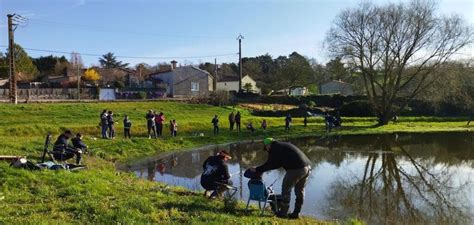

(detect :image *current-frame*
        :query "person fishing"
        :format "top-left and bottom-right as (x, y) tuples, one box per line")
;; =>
(200, 150), (232, 199)
(285, 114), (292, 132)
(72, 133), (88, 153)
(250, 138), (311, 219)
(53, 130), (83, 165)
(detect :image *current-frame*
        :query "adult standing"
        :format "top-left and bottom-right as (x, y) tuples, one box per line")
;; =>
(235, 111), (241, 132)
(100, 109), (109, 139)
(212, 115), (219, 135)
(251, 138), (311, 219)
(156, 112), (165, 137)
(228, 112), (235, 131)
(107, 111), (115, 139)
(146, 110), (157, 139)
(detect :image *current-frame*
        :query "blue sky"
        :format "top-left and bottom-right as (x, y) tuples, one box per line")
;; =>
(0, 0), (473, 67)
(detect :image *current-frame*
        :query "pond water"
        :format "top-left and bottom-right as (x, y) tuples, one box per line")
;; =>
(121, 132), (474, 224)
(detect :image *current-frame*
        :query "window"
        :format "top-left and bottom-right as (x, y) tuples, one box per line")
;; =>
(191, 82), (199, 91)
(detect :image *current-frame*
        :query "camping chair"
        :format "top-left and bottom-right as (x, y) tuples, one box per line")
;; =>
(246, 181), (277, 215)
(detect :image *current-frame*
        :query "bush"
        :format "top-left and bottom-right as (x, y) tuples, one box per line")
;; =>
(308, 100), (316, 107)
(137, 91), (147, 99)
(209, 90), (231, 106)
(339, 100), (376, 117)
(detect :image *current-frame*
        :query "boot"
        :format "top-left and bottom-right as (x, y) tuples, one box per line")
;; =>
(288, 204), (302, 219)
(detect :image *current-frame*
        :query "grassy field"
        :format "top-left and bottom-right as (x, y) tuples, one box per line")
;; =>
(0, 101), (471, 224)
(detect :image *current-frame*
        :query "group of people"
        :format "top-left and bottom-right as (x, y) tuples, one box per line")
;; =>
(211, 111), (296, 135)
(324, 112), (342, 133)
(52, 130), (88, 165)
(200, 138), (311, 219)
(100, 109), (133, 139)
(146, 110), (178, 139)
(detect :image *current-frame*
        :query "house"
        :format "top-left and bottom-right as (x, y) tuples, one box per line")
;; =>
(216, 75), (261, 94)
(47, 70), (81, 87)
(149, 62), (214, 97)
(273, 86), (308, 96)
(320, 80), (354, 96)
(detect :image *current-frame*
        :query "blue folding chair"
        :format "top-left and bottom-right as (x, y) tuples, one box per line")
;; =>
(246, 180), (276, 215)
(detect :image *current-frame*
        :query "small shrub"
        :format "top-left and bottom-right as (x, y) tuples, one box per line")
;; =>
(137, 91), (147, 99)
(209, 90), (231, 106)
(308, 100), (316, 107)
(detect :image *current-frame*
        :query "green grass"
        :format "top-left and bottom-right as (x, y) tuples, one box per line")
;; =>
(0, 101), (471, 224)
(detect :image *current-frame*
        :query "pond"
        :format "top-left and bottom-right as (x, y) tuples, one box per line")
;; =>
(121, 132), (474, 224)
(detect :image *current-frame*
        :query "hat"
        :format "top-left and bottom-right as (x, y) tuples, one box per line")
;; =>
(263, 137), (274, 145)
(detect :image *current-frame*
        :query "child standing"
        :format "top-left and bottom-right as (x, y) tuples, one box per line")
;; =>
(171, 120), (178, 137)
(123, 115), (132, 138)
(261, 119), (267, 131)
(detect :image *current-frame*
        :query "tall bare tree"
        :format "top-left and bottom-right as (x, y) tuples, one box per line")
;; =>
(326, 0), (472, 125)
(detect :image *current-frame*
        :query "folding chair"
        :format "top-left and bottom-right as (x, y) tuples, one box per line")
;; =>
(246, 181), (277, 215)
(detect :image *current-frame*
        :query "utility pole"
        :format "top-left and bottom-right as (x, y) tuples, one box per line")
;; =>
(77, 64), (80, 100)
(237, 34), (244, 92)
(7, 14), (26, 104)
(7, 14), (16, 104)
(214, 58), (217, 91)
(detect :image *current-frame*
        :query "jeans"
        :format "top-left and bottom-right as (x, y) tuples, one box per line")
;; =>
(101, 124), (108, 139)
(156, 123), (163, 136)
(213, 126), (219, 135)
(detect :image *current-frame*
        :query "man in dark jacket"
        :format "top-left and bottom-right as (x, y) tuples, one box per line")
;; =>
(72, 133), (88, 151)
(251, 138), (311, 219)
(107, 111), (115, 139)
(200, 150), (232, 198)
(228, 112), (235, 131)
(100, 109), (108, 139)
(53, 130), (83, 165)
(212, 115), (219, 135)
(235, 111), (241, 132)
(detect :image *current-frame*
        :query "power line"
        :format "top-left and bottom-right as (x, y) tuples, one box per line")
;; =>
(0, 45), (237, 60)
(27, 18), (235, 40)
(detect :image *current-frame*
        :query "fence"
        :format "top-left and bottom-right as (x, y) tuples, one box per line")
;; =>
(0, 88), (97, 100)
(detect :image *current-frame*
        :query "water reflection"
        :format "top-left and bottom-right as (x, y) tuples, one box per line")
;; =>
(121, 133), (473, 224)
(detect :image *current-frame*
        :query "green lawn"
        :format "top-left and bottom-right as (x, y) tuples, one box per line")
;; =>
(0, 102), (471, 224)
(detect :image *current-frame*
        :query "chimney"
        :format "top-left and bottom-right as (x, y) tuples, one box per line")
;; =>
(171, 60), (178, 70)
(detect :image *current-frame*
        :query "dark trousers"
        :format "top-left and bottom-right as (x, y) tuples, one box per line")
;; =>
(230, 122), (234, 130)
(148, 125), (157, 138)
(53, 148), (82, 165)
(108, 125), (115, 138)
(124, 128), (131, 138)
(213, 125), (219, 135)
(172, 130), (177, 137)
(236, 122), (241, 132)
(101, 124), (108, 139)
(157, 123), (163, 136)
(285, 122), (291, 131)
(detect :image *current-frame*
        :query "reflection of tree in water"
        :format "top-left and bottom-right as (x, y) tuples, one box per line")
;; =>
(323, 142), (472, 225)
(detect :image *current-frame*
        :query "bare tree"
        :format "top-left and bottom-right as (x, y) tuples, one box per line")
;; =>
(326, 0), (472, 125)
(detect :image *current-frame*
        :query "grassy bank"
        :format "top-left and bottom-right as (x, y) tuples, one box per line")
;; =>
(0, 102), (471, 224)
